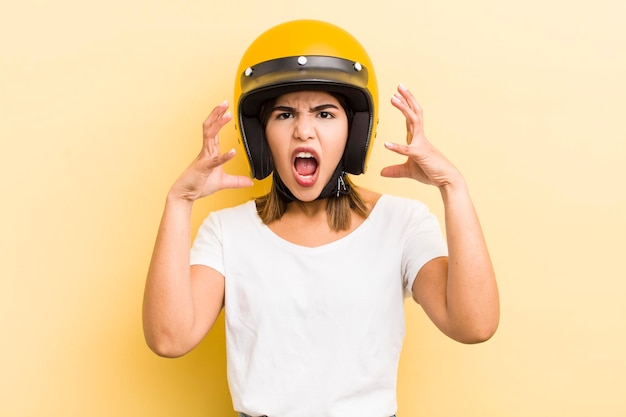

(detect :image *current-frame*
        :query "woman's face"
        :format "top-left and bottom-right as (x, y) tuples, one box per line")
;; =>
(265, 91), (349, 202)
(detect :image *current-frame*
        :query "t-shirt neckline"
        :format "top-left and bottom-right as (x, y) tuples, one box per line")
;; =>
(248, 194), (389, 252)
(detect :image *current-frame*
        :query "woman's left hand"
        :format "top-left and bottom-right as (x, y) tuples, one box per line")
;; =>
(381, 84), (461, 189)
(382, 85), (500, 344)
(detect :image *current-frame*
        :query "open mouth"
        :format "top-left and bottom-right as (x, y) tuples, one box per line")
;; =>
(294, 151), (318, 177)
(293, 151), (319, 187)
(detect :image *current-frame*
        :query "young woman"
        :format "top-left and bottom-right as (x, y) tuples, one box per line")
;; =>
(143, 20), (499, 417)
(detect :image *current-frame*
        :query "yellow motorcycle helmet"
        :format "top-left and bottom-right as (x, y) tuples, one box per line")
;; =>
(234, 19), (379, 180)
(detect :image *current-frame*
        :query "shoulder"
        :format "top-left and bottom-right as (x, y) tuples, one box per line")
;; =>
(206, 199), (256, 220)
(352, 188), (438, 235)
(373, 192), (432, 217)
(356, 186), (428, 206)
(198, 200), (259, 234)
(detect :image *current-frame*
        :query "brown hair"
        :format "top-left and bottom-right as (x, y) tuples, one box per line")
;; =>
(255, 92), (370, 231)
(256, 176), (369, 231)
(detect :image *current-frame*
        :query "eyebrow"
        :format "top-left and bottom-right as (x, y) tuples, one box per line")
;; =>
(271, 103), (340, 113)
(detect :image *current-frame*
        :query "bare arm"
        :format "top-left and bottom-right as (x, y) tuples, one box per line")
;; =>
(382, 84), (499, 343)
(142, 102), (253, 357)
(413, 179), (499, 343)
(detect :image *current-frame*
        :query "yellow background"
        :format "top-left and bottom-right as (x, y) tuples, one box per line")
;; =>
(2, 0), (625, 416)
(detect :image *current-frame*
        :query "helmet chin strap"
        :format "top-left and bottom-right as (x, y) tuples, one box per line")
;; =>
(273, 163), (350, 202)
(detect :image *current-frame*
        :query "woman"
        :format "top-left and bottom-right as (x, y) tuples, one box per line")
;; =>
(143, 19), (499, 417)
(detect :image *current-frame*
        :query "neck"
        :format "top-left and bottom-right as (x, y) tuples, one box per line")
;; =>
(286, 198), (329, 219)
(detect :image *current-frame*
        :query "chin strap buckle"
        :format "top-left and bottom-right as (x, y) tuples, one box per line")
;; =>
(336, 171), (350, 197)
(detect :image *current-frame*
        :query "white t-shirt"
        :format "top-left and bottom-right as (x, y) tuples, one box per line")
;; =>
(190, 194), (448, 417)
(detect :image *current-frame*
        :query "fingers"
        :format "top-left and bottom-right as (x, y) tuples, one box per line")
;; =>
(380, 163), (409, 179)
(381, 141), (416, 179)
(198, 147), (237, 173)
(222, 174), (254, 190)
(391, 84), (424, 143)
(397, 83), (423, 115)
(202, 101), (232, 155)
(384, 140), (413, 157)
(384, 142), (422, 166)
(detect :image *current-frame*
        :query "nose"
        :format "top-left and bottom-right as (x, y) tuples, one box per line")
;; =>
(293, 115), (315, 141)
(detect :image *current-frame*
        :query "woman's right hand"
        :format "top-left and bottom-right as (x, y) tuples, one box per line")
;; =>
(169, 101), (254, 201)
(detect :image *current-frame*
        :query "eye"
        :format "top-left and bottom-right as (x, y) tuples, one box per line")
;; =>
(318, 111), (335, 119)
(275, 112), (293, 120)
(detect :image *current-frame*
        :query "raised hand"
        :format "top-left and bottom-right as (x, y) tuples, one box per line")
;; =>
(169, 101), (254, 201)
(380, 84), (461, 189)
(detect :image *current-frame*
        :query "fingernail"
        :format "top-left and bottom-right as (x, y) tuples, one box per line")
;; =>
(384, 142), (393, 148)
(228, 148), (236, 155)
(398, 83), (407, 91)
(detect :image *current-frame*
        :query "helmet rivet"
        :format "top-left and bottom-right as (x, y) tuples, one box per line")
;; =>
(244, 67), (254, 76)
(297, 56), (308, 66)
(353, 62), (363, 72)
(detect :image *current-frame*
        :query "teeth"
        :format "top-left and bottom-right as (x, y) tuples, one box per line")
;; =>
(296, 152), (314, 159)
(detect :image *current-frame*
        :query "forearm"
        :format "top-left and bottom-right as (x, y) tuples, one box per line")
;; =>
(142, 194), (197, 355)
(439, 177), (499, 342)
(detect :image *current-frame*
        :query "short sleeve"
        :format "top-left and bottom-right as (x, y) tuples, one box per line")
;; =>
(401, 202), (448, 297)
(190, 212), (226, 276)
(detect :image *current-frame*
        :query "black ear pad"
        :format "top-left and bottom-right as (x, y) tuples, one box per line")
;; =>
(240, 115), (274, 180)
(343, 111), (372, 175)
